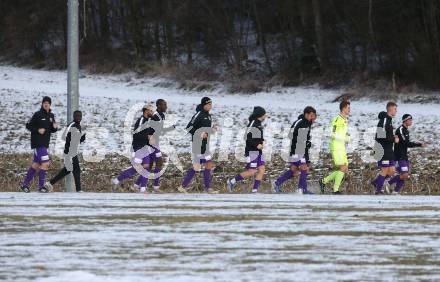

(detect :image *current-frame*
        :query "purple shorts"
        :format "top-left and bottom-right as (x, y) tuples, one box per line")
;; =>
(377, 160), (396, 168)
(192, 153), (213, 164)
(397, 160), (410, 174)
(132, 146), (155, 165)
(290, 155), (308, 168)
(142, 147), (162, 164)
(246, 153), (265, 170)
(33, 147), (50, 164)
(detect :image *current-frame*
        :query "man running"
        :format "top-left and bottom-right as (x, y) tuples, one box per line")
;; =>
(112, 104), (154, 193)
(371, 101), (399, 195)
(386, 114), (424, 194)
(140, 99), (175, 193)
(319, 101), (350, 195)
(178, 97), (218, 194)
(273, 106), (317, 194)
(20, 96), (59, 193)
(45, 110), (86, 192)
(227, 106), (268, 194)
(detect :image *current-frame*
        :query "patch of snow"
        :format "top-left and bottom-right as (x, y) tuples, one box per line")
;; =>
(1, 193), (440, 281)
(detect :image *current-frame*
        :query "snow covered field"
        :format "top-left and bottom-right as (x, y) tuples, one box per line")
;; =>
(1, 65), (439, 166)
(1, 193), (440, 281)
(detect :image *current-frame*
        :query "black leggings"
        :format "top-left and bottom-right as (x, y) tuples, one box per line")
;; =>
(50, 155), (81, 191)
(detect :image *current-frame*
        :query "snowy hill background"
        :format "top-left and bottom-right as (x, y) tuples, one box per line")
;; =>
(1, 65), (439, 164)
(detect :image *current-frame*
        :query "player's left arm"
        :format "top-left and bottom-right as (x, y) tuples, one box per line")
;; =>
(398, 127), (421, 147)
(407, 136), (423, 148)
(50, 114), (59, 133)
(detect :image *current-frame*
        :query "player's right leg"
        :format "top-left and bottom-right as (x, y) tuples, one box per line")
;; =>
(21, 161), (40, 193)
(372, 161), (394, 194)
(134, 155), (152, 193)
(178, 158), (202, 193)
(227, 169), (257, 192)
(112, 166), (137, 189)
(331, 164), (348, 195)
(321, 150), (347, 194)
(112, 149), (147, 192)
(252, 164), (265, 193)
(35, 147), (51, 193)
(46, 167), (69, 191)
(388, 160), (408, 194)
(273, 158), (299, 193)
(227, 154), (262, 192)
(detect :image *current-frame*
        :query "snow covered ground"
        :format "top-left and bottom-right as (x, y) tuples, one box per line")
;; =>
(1, 193), (440, 281)
(1, 65), (439, 166)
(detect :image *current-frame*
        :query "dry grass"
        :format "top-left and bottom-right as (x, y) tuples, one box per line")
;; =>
(1, 152), (439, 194)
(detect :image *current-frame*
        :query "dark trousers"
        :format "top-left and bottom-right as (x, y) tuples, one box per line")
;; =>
(50, 155), (81, 191)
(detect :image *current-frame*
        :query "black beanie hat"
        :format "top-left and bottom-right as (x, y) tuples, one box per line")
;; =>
(402, 114), (413, 122)
(252, 106), (266, 119)
(42, 96), (52, 105)
(201, 97), (212, 106)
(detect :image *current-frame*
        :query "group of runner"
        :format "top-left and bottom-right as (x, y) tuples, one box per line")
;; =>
(20, 96), (424, 195)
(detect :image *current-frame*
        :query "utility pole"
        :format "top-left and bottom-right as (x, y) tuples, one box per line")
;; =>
(66, 0), (79, 192)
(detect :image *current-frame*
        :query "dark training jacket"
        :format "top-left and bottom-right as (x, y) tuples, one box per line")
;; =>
(186, 105), (212, 154)
(289, 114), (312, 162)
(150, 110), (175, 141)
(245, 118), (264, 157)
(150, 111), (165, 136)
(26, 108), (58, 149)
(394, 125), (422, 160)
(64, 121), (86, 155)
(132, 116), (153, 151)
(374, 111), (395, 161)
